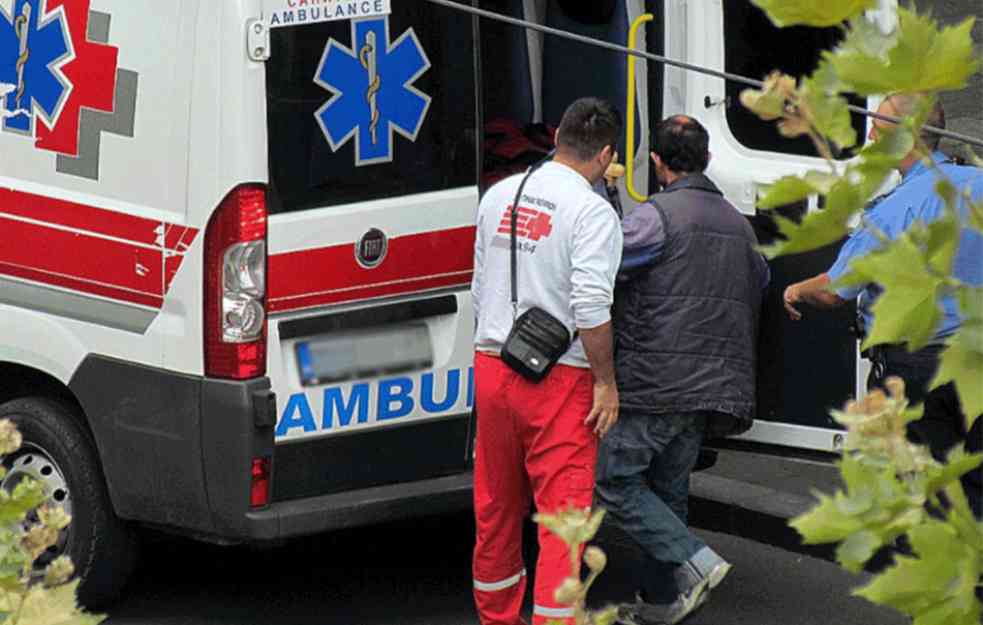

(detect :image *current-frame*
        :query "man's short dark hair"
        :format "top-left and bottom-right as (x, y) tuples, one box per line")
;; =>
(652, 115), (710, 174)
(556, 98), (622, 162)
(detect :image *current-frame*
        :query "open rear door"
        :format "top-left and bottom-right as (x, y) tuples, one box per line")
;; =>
(677, 0), (875, 452)
(263, 3), (480, 501)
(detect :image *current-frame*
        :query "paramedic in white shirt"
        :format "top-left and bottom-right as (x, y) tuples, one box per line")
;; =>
(470, 97), (623, 625)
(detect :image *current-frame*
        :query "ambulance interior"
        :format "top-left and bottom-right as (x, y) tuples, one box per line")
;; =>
(478, 0), (659, 197)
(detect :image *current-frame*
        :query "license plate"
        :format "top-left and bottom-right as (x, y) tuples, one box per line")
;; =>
(296, 323), (433, 386)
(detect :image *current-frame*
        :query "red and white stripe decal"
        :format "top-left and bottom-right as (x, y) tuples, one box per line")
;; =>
(268, 226), (475, 313)
(0, 188), (197, 309)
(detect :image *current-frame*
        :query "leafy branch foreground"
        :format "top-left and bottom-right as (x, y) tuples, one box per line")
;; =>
(0, 420), (102, 625)
(792, 379), (982, 624)
(738, 1), (983, 625)
(535, 508), (618, 625)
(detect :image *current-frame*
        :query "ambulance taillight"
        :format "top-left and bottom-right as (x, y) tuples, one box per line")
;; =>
(203, 185), (268, 379)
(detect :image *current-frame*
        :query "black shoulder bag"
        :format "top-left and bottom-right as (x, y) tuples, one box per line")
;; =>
(500, 162), (576, 382)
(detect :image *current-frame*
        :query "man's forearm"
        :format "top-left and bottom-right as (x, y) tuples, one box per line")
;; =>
(579, 321), (616, 385)
(789, 273), (847, 309)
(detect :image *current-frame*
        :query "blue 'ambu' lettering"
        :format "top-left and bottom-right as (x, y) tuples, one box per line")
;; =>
(323, 383), (369, 429)
(378, 377), (414, 420)
(421, 370), (460, 413)
(276, 393), (316, 436)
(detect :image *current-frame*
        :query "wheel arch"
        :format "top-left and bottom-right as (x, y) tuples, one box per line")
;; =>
(0, 362), (88, 430)
(0, 362), (117, 512)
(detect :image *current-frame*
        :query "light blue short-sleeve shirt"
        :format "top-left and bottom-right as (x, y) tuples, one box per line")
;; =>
(827, 152), (983, 340)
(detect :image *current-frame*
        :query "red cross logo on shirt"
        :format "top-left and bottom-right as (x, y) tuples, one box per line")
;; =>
(498, 206), (554, 242)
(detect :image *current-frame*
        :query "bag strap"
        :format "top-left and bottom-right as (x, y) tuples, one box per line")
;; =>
(509, 152), (553, 320)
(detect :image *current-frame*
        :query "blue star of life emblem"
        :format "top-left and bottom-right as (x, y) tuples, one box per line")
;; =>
(314, 16), (431, 167)
(0, 0), (73, 135)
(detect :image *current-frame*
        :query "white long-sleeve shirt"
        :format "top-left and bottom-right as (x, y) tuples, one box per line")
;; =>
(471, 162), (623, 368)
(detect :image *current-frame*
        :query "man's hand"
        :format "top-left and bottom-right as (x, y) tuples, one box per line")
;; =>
(579, 321), (619, 438)
(585, 381), (619, 438)
(783, 284), (803, 321)
(783, 274), (846, 320)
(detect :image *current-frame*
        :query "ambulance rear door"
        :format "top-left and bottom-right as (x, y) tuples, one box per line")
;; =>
(262, 2), (479, 502)
(674, 0), (879, 453)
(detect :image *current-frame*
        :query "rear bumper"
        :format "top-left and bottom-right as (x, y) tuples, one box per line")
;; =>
(244, 472), (474, 540)
(70, 355), (472, 542)
(70, 356), (277, 536)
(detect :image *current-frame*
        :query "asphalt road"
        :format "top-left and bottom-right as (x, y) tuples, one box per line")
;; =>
(102, 508), (905, 625)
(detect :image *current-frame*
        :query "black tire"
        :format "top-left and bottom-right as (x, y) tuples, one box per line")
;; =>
(0, 397), (138, 608)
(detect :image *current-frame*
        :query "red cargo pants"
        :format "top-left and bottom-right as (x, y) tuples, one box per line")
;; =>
(472, 352), (598, 625)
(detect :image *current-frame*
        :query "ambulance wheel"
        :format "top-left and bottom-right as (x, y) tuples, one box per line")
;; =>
(0, 397), (138, 608)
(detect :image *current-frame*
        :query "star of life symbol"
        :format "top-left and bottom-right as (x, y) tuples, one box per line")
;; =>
(0, 0), (74, 135)
(314, 16), (431, 167)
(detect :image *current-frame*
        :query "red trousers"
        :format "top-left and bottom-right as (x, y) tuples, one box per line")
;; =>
(472, 352), (597, 625)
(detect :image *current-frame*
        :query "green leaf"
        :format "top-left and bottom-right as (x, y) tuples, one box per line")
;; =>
(940, 143), (983, 227)
(800, 70), (856, 150)
(918, 214), (960, 276)
(760, 179), (862, 258)
(968, 198), (983, 233)
(791, 456), (891, 544)
(836, 530), (882, 573)
(757, 176), (822, 211)
(749, 0), (876, 27)
(791, 492), (866, 544)
(854, 520), (982, 625)
(931, 288), (983, 424)
(592, 606), (621, 625)
(577, 508), (606, 543)
(758, 125), (909, 259)
(831, 9), (980, 95)
(859, 119), (916, 170)
(0, 478), (47, 524)
(940, 480), (983, 548)
(14, 581), (106, 625)
(835, 229), (948, 351)
(920, 448), (983, 498)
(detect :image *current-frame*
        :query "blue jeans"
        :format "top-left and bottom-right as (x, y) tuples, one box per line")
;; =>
(595, 411), (709, 599)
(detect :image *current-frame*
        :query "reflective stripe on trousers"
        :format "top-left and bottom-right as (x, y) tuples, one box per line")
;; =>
(474, 569), (526, 593)
(533, 605), (576, 618)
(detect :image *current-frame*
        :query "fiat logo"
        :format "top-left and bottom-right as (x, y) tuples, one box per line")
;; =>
(355, 228), (388, 268)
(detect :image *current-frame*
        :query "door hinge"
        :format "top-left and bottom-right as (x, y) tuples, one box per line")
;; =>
(247, 18), (270, 62)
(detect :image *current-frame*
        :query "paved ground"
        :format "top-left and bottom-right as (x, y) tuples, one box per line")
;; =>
(101, 450), (905, 625)
(102, 518), (905, 625)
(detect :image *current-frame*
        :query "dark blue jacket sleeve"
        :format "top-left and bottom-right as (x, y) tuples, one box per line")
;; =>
(620, 202), (667, 275)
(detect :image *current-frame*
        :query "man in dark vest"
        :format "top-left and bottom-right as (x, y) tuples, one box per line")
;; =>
(596, 116), (769, 625)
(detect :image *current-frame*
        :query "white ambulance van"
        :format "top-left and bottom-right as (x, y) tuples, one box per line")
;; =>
(0, 0), (876, 605)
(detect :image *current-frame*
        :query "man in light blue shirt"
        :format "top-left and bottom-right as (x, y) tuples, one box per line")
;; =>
(783, 94), (982, 516)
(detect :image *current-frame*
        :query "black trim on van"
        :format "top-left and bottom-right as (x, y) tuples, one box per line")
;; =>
(277, 295), (458, 340)
(272, 414), (471, 501)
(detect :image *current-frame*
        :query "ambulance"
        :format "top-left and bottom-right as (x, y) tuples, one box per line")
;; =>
(0, 0), (880, 605)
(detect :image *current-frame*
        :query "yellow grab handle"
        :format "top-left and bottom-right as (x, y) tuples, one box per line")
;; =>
(626, 13), (654, 203)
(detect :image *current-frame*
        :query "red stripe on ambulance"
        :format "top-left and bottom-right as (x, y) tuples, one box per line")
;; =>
(268, 226), (476, 313)
(0, 188), (165, 246)
(0, 191), (198, 310)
